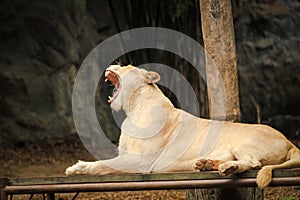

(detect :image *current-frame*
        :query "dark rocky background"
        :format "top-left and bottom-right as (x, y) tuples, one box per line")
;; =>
(0, 0), (299, 145)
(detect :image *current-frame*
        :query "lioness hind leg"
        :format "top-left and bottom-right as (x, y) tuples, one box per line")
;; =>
(193, 159), (225, 171)
(218, 159), (262, 176)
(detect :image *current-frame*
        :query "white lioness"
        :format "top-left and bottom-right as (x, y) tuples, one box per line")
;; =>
(66, 64), (300, 189)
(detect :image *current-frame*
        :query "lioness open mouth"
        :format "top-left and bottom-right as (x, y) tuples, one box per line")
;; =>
(105, 70), (121, 104)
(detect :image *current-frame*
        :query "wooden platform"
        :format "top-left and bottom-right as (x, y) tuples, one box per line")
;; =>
(1, 169), (300, 199)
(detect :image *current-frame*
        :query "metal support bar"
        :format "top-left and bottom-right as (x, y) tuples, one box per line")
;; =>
(71, 192), (79, 200)
(46, 193), (55, 200)
(0, 178), (8, 200)
(29, 194), (34, 200)
(3, 177), (300, 195)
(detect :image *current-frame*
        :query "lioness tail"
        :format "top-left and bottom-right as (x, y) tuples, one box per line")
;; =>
(256, 146), (300, 189)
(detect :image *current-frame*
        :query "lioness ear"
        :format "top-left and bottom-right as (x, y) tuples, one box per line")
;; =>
(144, 71), (160, 84)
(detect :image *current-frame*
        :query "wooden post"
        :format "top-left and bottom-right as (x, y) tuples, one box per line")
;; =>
(187, 0), (263, 199)
(200, 0), (240, 122)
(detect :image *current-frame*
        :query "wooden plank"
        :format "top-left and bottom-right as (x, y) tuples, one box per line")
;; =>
(8, 171), (242, 186)
(7, 168), (300, 186)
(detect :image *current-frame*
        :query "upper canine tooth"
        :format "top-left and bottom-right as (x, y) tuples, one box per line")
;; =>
(105, 78), (108, 82)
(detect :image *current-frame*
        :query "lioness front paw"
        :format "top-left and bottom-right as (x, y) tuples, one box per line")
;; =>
(65, 160), (89, 176)
(65, 166), (75, 176)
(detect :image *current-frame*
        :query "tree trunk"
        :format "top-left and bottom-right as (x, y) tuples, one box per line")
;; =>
(201, 0), (240, 122)
(187, 0), (263, 199)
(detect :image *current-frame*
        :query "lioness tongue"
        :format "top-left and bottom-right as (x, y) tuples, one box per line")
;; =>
(105, 71), (118, 85)
(105, 71), (120, 103)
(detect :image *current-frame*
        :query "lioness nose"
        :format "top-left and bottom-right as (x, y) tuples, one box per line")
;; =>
(107, 65), (121, 71)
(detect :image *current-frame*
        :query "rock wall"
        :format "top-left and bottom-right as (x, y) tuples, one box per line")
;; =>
(0, 0), (299, 144)
(0, 0), (119, 144)
(233, 0), (300, 138)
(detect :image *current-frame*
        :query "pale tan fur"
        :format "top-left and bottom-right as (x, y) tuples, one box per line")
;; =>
(66, 65), (300, 189)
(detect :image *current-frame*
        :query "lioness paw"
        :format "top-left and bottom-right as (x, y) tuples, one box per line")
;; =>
(218, 162), (239, 176)
(65, 166), (75, 176)
(65, 160), (89, 176)
(193, 159), (214, 171)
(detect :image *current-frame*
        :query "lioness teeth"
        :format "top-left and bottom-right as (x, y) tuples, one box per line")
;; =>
(105, 78), (108, 82)
(108, 96), (112, 103)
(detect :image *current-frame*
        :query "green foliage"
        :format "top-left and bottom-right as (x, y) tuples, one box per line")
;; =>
(280, 197), (295, 200)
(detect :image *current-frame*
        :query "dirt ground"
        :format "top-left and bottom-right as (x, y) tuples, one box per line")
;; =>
(1, 135), (299, 200)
